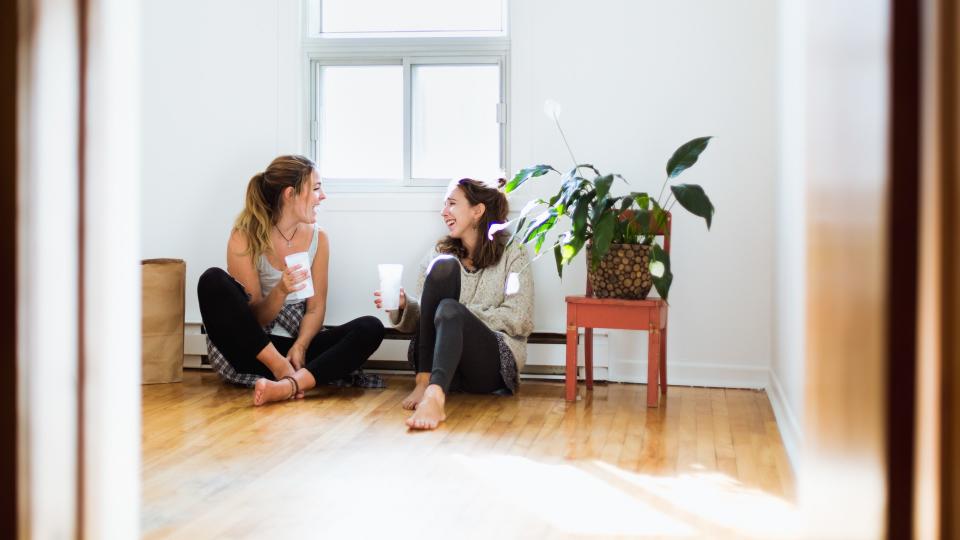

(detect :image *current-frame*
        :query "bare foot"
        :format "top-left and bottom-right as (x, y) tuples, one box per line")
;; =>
(402, 373), (431, 410)
(253, 377), (296, 406)
(402, 382), (429, 410)
(406, 385), (446, 430)
(270, 366), (303, 399)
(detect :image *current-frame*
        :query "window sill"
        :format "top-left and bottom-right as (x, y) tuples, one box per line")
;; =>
(322, 182), (448, 194)
(318, 190), (531, 214)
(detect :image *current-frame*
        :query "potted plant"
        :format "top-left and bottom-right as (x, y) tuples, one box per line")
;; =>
(501, 102), (715, 300)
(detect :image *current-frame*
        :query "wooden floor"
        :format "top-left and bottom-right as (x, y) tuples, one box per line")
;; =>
(142, 371), (798, 539)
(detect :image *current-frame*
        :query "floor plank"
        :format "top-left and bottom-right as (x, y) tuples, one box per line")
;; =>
(143, 371), (800, 539)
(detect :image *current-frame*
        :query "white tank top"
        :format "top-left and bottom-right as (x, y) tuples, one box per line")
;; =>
(256, 226), (319, 336)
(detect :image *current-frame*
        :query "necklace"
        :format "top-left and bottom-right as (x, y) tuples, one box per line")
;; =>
(275, 224), (297, 248)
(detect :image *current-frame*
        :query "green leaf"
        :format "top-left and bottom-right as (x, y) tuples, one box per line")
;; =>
(571, 190), (595, 236)
(519, 198), (546, 218)
(561, 235), (586, 264)
(669, 183), (715, 229)
(633, 192), (650, 210)
(523, 208), (559, 243)
(652, 206), (669, 232)
(629, 209), (651, 236)
(554, 244), (563, 278)
(603, 196), (619, 213)
(650, 244), (673, 299)
(534, 232), (547, 255)
(568, 164), (600, 178)
(591, 212), (616, 267)
(507, 216), (527, 246)
(506, 164), (556, 193)
(594, 174), (615, 202)
(666, 136), (712, 178)
(531, 238), (560, 263)
(558, 176), (587, 210)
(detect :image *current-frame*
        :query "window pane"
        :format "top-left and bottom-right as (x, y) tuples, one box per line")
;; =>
(322, 0), (502, 34)
(320, 66), (402, 180)
(411, 64), (500, 180)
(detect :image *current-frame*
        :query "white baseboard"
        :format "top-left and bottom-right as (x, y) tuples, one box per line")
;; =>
(611, 360), (768, 389)
(766, 371), (802, 473)
(184, 322), (769, 392)
(369, 332), (610, 380)
(184, 322), (206, 353)
(184, 354), (207, 369)
(368, 338), (407, 362)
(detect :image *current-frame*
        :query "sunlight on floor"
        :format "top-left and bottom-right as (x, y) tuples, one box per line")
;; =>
(156, 450), (799, 539)
(454, 454), (800, 539)
(456, 454), (698, 537)
(143, 375), (797, 539)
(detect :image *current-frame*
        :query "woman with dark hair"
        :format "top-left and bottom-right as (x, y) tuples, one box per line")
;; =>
(374, 178), (535, 430)
(199, 155), (385, 406)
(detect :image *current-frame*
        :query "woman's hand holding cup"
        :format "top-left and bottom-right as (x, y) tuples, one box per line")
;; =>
(282, 252), (315, 300)
(376, 263), (404, 311)
(280, 263), (309, 295)
(374, 288), (406, 312)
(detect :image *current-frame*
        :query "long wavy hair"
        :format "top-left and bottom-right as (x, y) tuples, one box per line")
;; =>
(435, 178), (510, 270)
(234, 155), (316, 260)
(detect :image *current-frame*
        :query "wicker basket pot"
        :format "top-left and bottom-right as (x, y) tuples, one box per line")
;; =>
(587, 243), (653, 300)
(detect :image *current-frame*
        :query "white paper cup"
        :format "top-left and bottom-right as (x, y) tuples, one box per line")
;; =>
(284, 252), (314, 300)
(378, 264), (403, 311)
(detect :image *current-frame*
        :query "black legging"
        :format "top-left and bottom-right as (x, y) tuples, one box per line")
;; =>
(197, 267), (384, 383)
(416, 257), (504, 393)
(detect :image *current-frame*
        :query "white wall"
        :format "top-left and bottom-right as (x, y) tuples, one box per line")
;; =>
(140, 0), (294, 318)
(769, 0), (806, 469)
(141, 0), (779, 387)
(509, 0), (778, 386)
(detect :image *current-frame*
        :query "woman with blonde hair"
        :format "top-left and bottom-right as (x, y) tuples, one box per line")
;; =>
(199, 155), (384, 405)
(375, 178), (534, 429)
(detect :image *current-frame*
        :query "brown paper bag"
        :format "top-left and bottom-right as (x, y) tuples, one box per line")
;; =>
(141, 258), (185, 384)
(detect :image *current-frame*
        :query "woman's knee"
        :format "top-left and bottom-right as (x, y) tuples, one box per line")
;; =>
(356, 315), (385, 343)
(425, 255), (459, 284)
(197, 267), (231, 302)
(434, 298), (466, 326)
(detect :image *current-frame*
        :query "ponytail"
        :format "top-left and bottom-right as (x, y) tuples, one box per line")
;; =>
(234, 173), (274, 259)
(233, 155), (316, 260)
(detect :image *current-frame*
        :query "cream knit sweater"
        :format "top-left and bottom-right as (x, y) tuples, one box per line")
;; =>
(389, 245), (535, 372)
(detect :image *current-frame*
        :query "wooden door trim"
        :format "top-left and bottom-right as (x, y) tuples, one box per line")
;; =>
(887, 0), (923, 536)
(939, 0), (959, 534)
(0, 0), (18, 535)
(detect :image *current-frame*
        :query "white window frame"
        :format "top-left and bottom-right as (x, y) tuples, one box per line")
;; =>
(302, 0), (510, 192)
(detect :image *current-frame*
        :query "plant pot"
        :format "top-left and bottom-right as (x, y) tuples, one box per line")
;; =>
(587, 243), (653, 300)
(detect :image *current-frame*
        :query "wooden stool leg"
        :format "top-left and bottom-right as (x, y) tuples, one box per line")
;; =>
(647, 325), (660, 407)
(565, 324), (578, 401)
(660, 324), (668, 395)
(585, 327), (594, 390)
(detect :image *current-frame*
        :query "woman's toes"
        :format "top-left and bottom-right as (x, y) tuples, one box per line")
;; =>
(253, 379), (267, 406)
